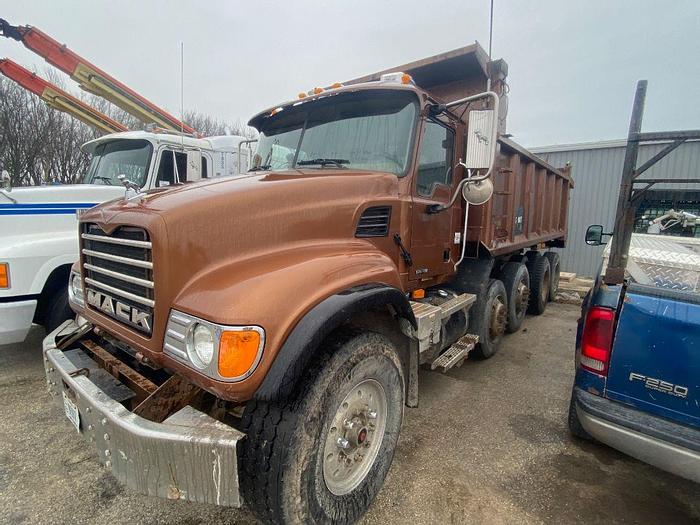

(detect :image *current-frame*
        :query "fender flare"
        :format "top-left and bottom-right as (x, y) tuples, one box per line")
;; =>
(253, 283), (416, 401)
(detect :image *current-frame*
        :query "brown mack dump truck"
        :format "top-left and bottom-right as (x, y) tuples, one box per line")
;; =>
(43, 43), (572, 524)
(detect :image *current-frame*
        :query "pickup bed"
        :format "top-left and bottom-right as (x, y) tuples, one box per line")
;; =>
(569, 233), (700, 482)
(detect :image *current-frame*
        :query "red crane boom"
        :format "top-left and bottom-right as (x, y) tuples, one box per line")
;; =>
(0, 58), (128, 134)
(0, 19), (194, 134)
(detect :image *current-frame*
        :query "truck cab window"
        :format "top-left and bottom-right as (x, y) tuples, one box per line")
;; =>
(83, 139), (152, 187)
(156, 150), (188, 186)
(416, 120), (454, 197)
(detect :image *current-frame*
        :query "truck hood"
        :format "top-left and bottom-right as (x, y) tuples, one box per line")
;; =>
(82, 170), (399, 255)
(0, 184), (125, 208)
(77, 169), (400, 357)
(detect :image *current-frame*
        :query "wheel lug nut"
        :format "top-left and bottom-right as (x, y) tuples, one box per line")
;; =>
(336, 437), (350, 450)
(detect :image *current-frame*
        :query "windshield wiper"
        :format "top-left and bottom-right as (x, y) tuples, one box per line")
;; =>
(92, 176), (113, 185)
(297, 158), (349, 168)
(248, 164), (271, 172)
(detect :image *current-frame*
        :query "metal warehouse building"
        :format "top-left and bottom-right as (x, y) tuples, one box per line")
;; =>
(531, 140), (700, 278)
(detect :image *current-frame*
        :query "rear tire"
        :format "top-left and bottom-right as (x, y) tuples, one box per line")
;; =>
(44, 287), (73, 333)
(499, 262), (530, 333)
(239, 329), (404, 524)
(544, 252), (561, 301)
(567, 392), (593, 441)
(527, 255), (550, 315)
(472, 279), (508, 359)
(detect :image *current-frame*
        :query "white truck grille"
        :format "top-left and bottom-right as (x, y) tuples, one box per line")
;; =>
(81, 224), (154, 335)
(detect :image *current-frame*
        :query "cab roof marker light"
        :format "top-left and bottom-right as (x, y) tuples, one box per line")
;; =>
(379, 72), (414, 85)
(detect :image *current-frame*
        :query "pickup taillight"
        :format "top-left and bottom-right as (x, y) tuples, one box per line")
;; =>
(580, 307), (616, 376)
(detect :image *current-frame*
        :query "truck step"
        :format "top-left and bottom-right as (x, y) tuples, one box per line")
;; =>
(430, 334), (479, 372)
(437, 293), (476, 318)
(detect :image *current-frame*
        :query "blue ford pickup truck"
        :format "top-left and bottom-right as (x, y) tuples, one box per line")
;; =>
(568, 231), (700, 482)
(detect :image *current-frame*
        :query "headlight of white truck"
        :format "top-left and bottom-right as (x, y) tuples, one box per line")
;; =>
(68, 270), (85, 307)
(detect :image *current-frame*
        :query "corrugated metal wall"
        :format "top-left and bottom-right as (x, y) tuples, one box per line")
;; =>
(532, 140), (700, 277)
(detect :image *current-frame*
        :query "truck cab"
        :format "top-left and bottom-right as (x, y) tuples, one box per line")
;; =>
(0, 131), (251, 345)
(41, 45), (572, 524)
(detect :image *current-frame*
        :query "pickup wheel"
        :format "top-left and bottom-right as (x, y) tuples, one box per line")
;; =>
(567, 392), (593, 441)
(239, 329), (404, 525)
(44, 287), (73, 333)
(527, 255), (550, 315)
(499, 262), (530, 333)
(472, 279), (508, 359)
(544, 252), (561, 301)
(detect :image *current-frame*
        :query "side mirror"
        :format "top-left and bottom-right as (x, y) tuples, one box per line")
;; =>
(464, 109), (496, 169)
(585, 224), (606, 246)
(0, 170), (11, 191)
(461, 174), (494, 206)
(186, 150), (202, 181)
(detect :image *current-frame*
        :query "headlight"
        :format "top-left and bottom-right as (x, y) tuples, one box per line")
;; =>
(188, 323), (214, 369)
(164, 310), (265, 382)
(68, 270), (84, 307)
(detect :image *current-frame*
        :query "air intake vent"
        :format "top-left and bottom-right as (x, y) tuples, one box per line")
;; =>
(355, 206), (392, 238)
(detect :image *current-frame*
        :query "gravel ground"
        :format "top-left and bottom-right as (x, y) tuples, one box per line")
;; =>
(1, 303), (698, 524)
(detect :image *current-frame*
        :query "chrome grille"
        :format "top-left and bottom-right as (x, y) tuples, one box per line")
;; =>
(81, 224), (154, 335)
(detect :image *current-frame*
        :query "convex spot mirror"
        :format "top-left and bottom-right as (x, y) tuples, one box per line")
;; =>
(585, 224), (607, 246)
(461, 176), (494, 206)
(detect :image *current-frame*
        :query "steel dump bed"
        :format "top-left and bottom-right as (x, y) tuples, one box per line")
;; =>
(349, 43), (573, 256)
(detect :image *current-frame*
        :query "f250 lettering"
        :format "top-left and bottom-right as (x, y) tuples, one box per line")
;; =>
(86, 289), (151, 331)
(629, 372), (689, 398)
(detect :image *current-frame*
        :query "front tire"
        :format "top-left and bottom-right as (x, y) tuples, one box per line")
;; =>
(44, 287), (73, 333)
(239, 329), (405, 524)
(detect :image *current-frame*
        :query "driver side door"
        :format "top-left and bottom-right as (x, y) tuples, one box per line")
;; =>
(409, 119), (457, 281)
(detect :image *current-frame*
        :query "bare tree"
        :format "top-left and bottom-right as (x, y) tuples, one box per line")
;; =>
(0, 70), (256, 187)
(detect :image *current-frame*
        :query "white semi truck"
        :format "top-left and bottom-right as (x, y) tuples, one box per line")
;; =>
(0, 131), (251, 344)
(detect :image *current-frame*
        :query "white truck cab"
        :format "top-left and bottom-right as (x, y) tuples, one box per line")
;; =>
(0, 130), (253, 345)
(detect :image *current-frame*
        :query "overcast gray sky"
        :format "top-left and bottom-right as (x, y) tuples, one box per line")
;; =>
(1, 0), (698, 146)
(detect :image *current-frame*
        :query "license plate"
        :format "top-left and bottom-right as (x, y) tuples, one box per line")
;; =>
(62, 391), (81, 432)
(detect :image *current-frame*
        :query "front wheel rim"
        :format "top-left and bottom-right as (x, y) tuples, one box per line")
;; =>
(322, 378), (388, 496)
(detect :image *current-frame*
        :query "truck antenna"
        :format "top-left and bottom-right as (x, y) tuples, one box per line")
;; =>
(180, 41), (184, 149)
(487, 0), (494, 91)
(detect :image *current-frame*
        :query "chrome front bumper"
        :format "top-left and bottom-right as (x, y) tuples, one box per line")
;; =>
(43, 320), (244, 507)
(574, 388), (700, 483)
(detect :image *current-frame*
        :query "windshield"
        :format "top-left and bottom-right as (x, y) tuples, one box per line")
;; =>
(83, 139), (153, 187)
(251, 91), (418, 175)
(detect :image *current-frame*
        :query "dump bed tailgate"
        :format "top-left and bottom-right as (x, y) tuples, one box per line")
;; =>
(606, 284), (700, 428)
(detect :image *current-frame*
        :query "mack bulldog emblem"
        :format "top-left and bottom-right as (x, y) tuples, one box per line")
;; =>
(86, 289), (151, 332)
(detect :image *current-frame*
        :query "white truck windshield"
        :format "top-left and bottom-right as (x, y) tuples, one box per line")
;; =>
(251, 91), (418, 176)
(83, 139), (153, 186)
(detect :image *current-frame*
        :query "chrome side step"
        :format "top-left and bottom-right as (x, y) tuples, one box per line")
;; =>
(431, 333), (479, 372)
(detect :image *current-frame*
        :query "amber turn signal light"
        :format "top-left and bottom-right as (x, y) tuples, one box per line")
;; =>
(218, 330), (262, 378)
(411, 288), (425, 299)
(0, 263), (9, 289)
